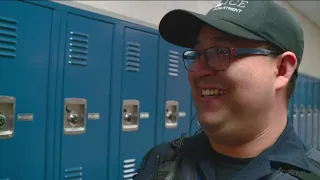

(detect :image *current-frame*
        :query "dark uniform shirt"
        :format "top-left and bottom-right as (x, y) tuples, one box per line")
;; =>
(133, 120), (319, 180)
(195, 121), (313, 180)
(214, 150), (253, 180)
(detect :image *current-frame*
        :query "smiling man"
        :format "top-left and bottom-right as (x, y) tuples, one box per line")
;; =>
(133, 1), (320, 180)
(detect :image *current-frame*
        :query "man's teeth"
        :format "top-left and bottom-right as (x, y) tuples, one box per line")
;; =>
(202, 89), (227, 96)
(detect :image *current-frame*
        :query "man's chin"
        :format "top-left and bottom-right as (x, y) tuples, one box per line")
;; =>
(198, 115), (226, 130)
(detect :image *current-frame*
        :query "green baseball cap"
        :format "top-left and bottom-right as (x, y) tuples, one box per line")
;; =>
(159, 0), (304, 68)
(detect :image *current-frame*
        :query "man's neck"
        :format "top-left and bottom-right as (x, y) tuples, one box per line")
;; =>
(208, 108), (288, 159)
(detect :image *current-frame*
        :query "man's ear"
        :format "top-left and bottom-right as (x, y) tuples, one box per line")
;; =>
(274, 52), (297, 91)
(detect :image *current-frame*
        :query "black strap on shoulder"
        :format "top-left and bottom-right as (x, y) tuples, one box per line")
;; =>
(132, 133), (189, 180)
(277, 167), (320, 180)
(133, 144), (178, 180)
(133, 132), (206, 180)
(264, 166), (320, 180)
(269, 148), (320, 180)
(305, 148), (320, 176)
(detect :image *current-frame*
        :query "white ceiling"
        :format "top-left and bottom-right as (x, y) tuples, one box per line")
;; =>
(288, 1), (320, 28)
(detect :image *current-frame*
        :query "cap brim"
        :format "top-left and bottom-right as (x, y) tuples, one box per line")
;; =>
(159, 9), (266, 48)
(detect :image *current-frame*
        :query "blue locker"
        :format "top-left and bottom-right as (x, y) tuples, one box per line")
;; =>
(298, 75), (307, 142)
(117, 26), (159, 180)
(312, 77), (319, 149)
(159, 38), (191, 142)
(317, 78), (320, 150)
(56, 13), (114, 179)
(306, 75), (313, 146)
(0, 1), (55, 179)
(288, 95), (295, 128)
(293, 76), (300, 135)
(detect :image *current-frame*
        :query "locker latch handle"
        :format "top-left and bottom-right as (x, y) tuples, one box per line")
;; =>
(0, 96), (15, 139)
(165, 101), (179, 128)
(122, 100), (140, 132)
(63, 98), (87, 135)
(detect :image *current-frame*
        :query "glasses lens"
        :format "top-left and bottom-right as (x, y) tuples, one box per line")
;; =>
(205, 47), (230, 70)
(183, 50), (198, 71)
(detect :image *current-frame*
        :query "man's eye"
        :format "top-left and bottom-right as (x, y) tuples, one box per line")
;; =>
(217, 49), (229, 55)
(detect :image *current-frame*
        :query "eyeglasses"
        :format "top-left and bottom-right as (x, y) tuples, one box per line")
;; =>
(182, 46), (281, 72)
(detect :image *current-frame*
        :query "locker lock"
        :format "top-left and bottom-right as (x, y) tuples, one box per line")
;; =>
(0, 113), (5, 128)
(124, 109), (133, 122)
(166, 110), (175, 121)
(66, 107), (79, 125)
(307, 105), (312, 115)
(300, 105), (305, 115)
(69, 112), (79, 124)
(293, 105), (297, 115)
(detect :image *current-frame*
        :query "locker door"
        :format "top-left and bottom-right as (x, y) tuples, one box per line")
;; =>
(119, 27), (158, 180)
(0, 1), (53, 179)
(160, 39), (191, 142)
(59, 14), (113, 180)
(318, 79), (320, 150)
(298, 75), (307, 142)
(293, 76), (300, 136)
(289, 96), (297, 132)
(306, 76), (313, 146)
(312, 77), (319, 149)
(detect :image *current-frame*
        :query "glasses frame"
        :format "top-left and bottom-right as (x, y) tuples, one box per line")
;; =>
(182, 46), (282, 72)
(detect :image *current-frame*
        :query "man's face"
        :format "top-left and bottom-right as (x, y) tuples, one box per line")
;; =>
(189, 26), (281, 143)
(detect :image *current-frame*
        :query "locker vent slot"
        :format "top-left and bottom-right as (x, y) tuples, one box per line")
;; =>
(64, 166), (83, 179)
(126, 42), (140, 72)
(0, 16), (18, 58)
(68, 31), (89, 66)
(123, 158), (136, 180)
(168, 50), (179, 77)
